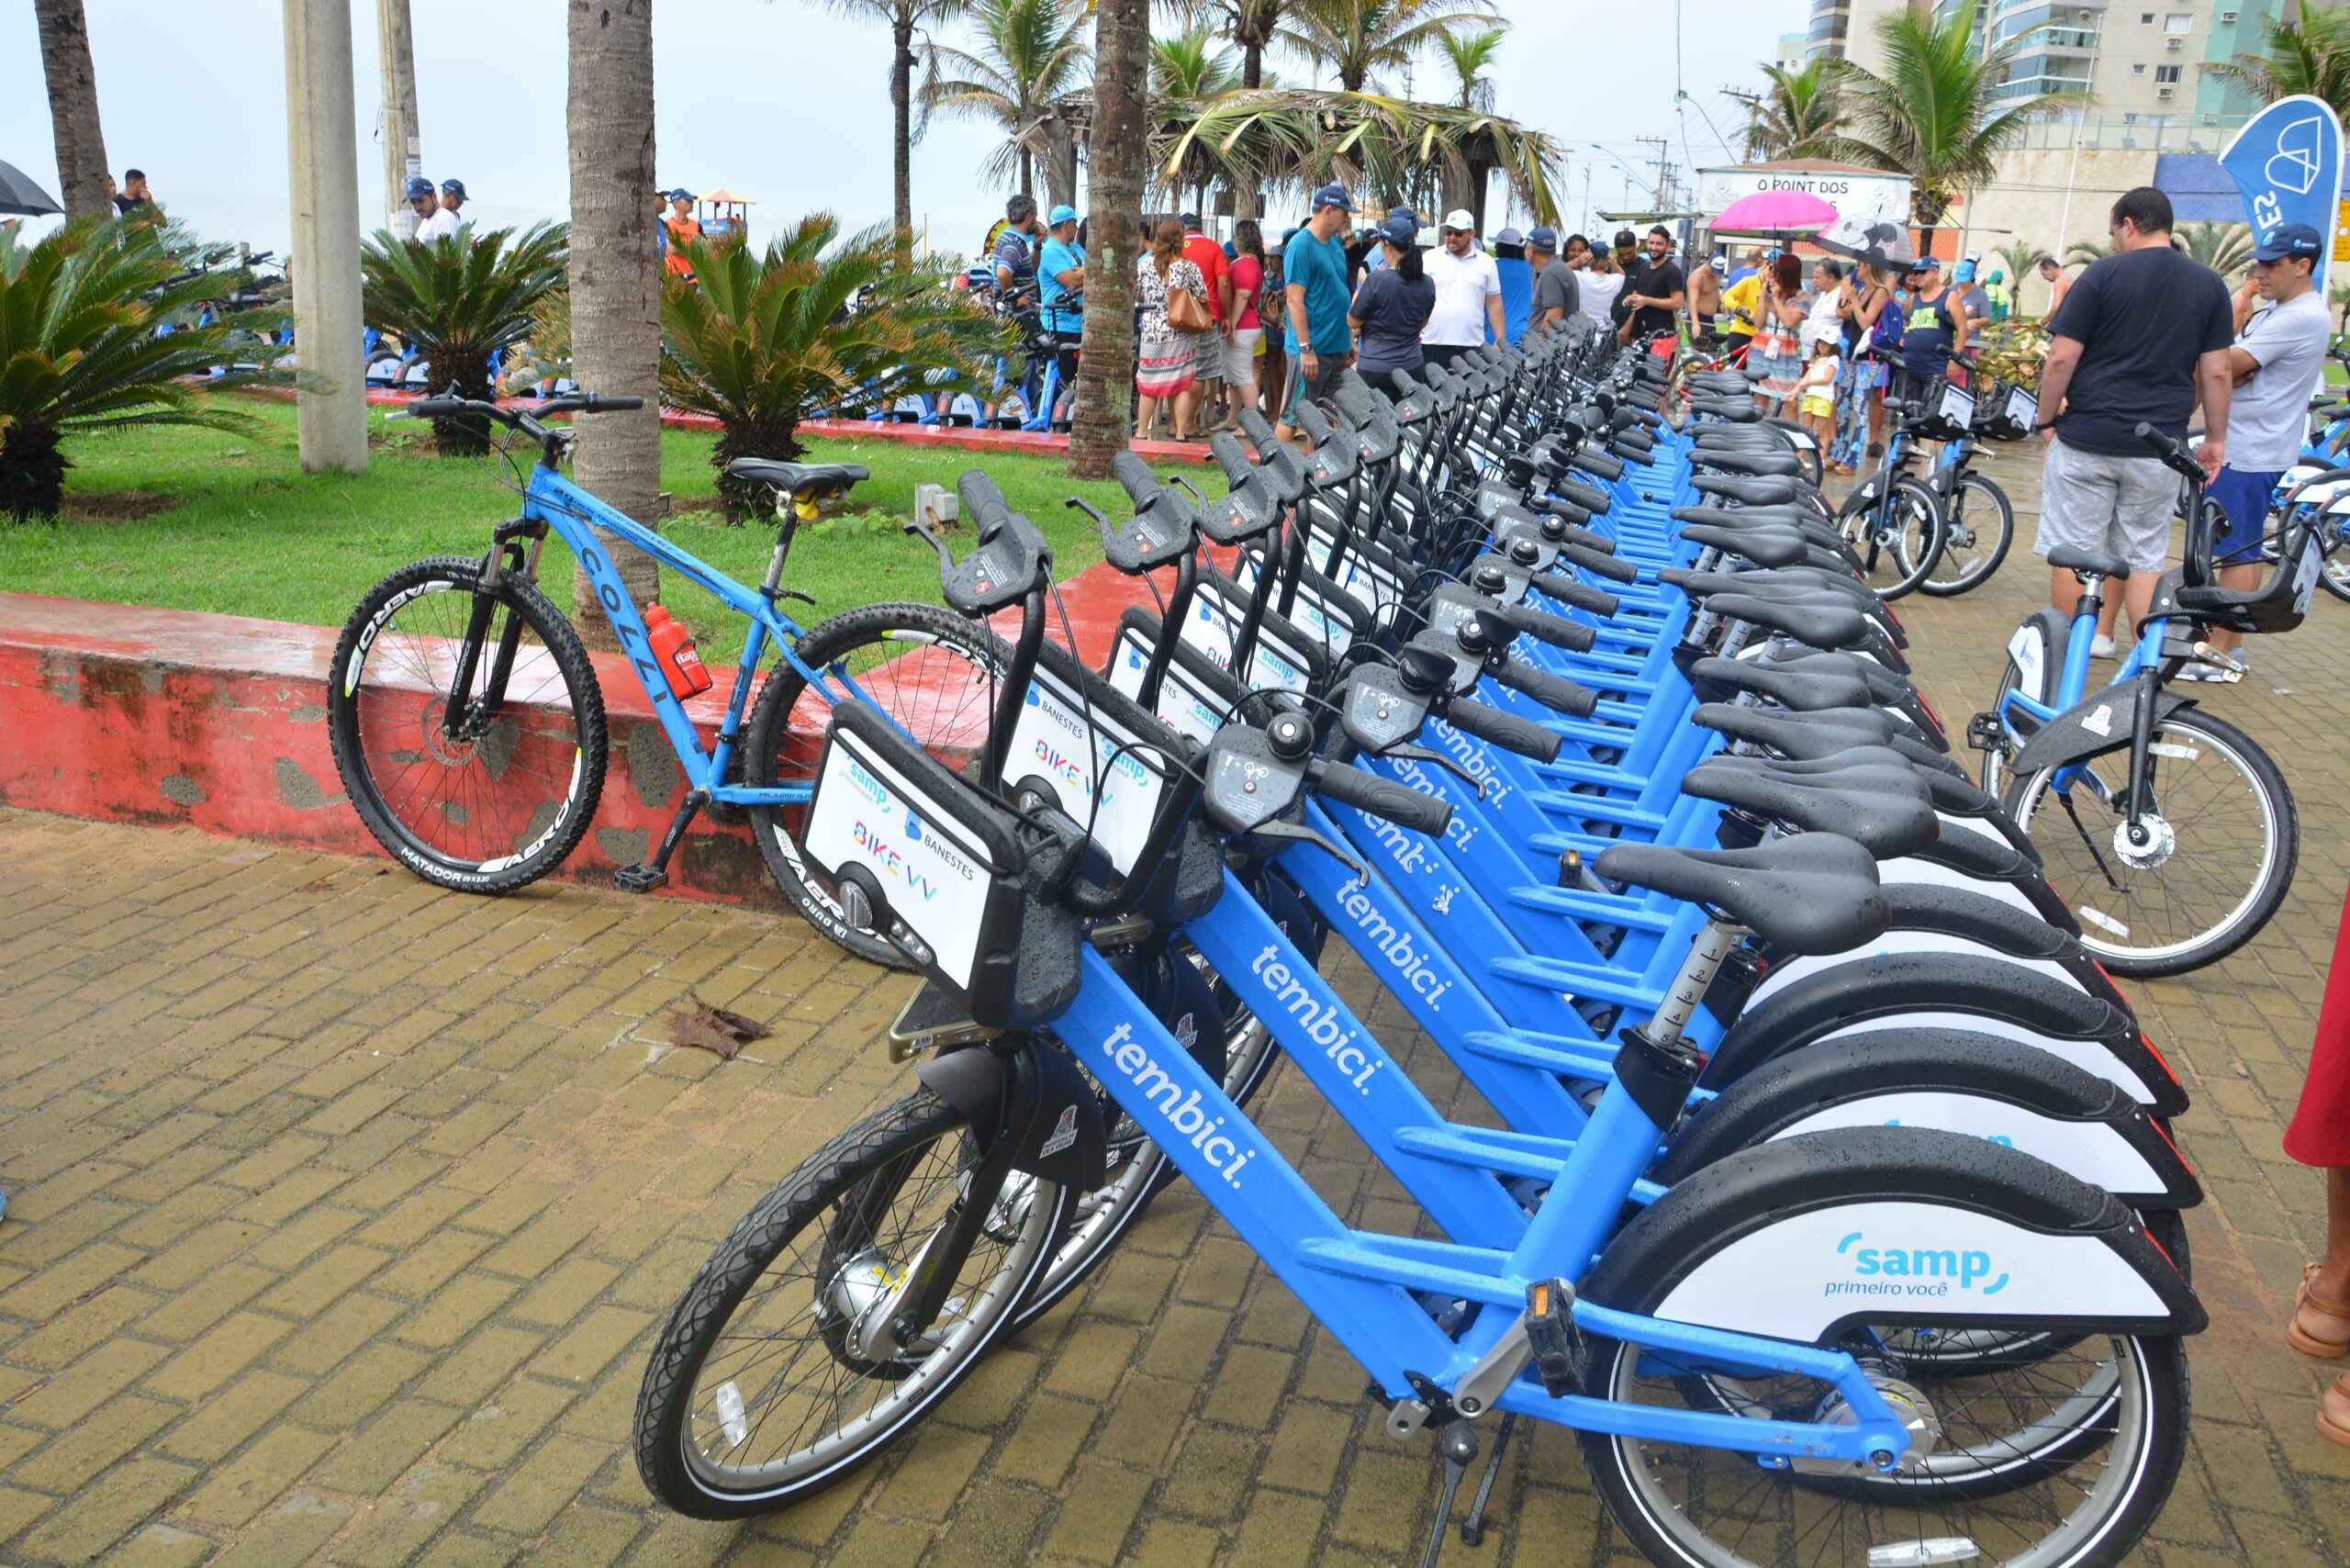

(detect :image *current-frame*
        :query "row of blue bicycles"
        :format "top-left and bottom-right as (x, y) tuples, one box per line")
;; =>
(322, 310), (2333, 1564)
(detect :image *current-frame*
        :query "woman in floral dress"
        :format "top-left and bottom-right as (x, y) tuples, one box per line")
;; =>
(1135, 218), (1209, 442)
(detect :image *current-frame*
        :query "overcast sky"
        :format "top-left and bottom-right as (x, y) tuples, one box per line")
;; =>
(2, 0), (1806, 260)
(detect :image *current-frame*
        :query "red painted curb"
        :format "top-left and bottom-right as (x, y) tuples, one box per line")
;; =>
(0, 561), (1162, 908)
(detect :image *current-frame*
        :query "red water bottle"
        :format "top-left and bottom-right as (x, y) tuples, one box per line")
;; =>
(643, 604), (713, 699)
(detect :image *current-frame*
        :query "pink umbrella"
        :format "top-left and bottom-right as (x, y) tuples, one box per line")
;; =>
(1712, 188), (1840, 235)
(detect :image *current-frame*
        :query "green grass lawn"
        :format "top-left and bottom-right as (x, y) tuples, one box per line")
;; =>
(0, 398), (1130, 656)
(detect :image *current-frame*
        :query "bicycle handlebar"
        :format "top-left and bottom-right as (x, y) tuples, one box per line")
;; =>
(1313, 760), (1453, 836)
(1442, 699), (1562, 763)
(2133, 421), (2204, 483)
(408, 392), (644, 426)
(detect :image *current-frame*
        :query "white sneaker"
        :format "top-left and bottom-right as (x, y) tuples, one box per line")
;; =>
(2089, 634), (2118, 659)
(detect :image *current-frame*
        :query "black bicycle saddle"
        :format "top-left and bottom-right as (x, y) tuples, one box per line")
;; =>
(728, 458), (871, 496)
(1705, 592), (1869, 651)
(1689, 475), (1807, 507)
(1763, 647), (1918, 708)
(1692, 700), (1897, 758)
(1690, 655), (1873, 712)
(2049, 544), (2130, 581)
(1691, 449), (1802, 479)
(1673, 526), (1807, 569)
(1595, 834), (1890, 956)
(1683, 755), (1939, 859)
(1688, 400), (1762, 423)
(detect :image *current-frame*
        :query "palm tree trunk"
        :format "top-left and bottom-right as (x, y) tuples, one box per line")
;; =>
(565, 0), (662, 653)
(34, 0), (110, 222)
(891, 17), (914, 261)
(1069, 0), (1150, 480)
(1019, 145), (1035, 199)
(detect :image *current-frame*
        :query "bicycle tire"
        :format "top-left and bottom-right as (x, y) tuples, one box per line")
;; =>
(1981, 660), (2022, 800)
(1917, 470), (2015, 597)
(633, 1085), (1072, 1518)
(2002, 707), (2298, 976)
(1839, 476), (1944, 601)
(2321, 522), (2350, 603)
(744, 602), (1007, 968)
(327, 555), (606, 893)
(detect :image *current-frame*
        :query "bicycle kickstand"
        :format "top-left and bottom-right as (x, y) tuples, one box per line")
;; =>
(1418, 1419), (1480, 1568)
(1458, 1412), (1515, 1547)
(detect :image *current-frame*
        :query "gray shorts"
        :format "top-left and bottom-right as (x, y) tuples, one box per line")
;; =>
(2032, 436), (2178, 571)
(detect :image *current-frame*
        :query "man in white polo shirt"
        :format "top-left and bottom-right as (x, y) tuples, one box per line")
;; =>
(1421, 208), (1503, 371)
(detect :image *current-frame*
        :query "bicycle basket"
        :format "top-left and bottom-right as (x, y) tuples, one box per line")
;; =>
(2174, 498), (2325, 635)
(1986, 381), (2038, 442)
(798, 700), (1031, 1027)
(1911, 375), (1976, 442)
(1002, 639), (1179, 879)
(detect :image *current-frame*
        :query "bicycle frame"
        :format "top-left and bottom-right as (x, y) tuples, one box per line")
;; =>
(519, 463), (856, 812)
(1051, 943), (1917, 1465)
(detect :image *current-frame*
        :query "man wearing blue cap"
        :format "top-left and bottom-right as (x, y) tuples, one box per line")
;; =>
(2191, 220), (2332, 673)
(419, 177), (465, 242)
(405, 176), (440, 239)
(1036, 204), (1087, 409)
(1274, 184), (1358, 444)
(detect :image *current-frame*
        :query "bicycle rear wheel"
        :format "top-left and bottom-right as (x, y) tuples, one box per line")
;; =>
(1918, 471), (2015, 597)
(633, 1085), (1071, 1518)
(1841, 476), (1945, 601)
(328, 555), (606, 892)
(746, 602), (1006, 967)
(2002, 707), (2297, 975)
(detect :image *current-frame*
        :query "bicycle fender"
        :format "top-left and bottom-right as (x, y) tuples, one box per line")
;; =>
(1706, 953), (2185, 1115)
(917, 1042), (1107, 1193)
(1751, 886), (2128, 1014)
(2010, 670), (2193, 778)
(1659, 1030), (2199, 1210)
(1585, 1127), (2204, 1345)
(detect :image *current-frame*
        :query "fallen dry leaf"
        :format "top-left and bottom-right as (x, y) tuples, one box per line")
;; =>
(666, 993), (772, 1060)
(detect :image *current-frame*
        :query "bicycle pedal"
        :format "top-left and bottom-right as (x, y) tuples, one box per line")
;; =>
(1523, 1279), (1585, 1398)
(1964, 711), (2003, 752)
(612, 863), (668, 894)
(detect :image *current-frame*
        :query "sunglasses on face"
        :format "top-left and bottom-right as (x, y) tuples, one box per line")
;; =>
(1441, 229), (1467, 238)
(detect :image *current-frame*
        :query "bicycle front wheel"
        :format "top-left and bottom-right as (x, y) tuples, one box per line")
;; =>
(633, 1086), (1072, 1518)
(1918, 471), (2015, 597)
(1842, 476), (1944, 601)
(746, 602), (1007, 967)
(2003, 707), (2298, 975)
(327, 555), (606, 892)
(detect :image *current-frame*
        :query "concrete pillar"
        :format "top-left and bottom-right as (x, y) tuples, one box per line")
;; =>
(378, 0), (420, 241)
(284, 0), (369, 474)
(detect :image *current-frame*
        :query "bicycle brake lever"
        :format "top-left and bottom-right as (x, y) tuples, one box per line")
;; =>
(901, 518), (957, 574)
(1169, 474), (1210, 506)
(1249, 817), (1368, 881)
(1379, 743), (1486, 797)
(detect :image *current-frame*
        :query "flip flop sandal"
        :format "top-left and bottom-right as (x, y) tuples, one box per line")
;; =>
(2289, 1262), (2350, 1359)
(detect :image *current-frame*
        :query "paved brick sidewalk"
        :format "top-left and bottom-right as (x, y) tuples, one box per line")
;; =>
(2, 443), (2348, 1564)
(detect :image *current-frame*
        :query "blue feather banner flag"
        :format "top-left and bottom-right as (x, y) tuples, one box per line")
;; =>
(2220, 94), (2344, 288)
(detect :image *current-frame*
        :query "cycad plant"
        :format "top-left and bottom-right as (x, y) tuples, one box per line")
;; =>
(1833, 0), (2070, 228)
(919, 0), (1093, 197)
(0, 215), (276, 523)
(362, 222), (569, 455)
(662, 215), (1013, 521)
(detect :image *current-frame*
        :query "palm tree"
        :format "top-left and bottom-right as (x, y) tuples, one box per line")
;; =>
(2207, 0), (2350, 118)
(920, 0), (1093, 198)
(1169, 0), (1288, 87)
(363, 224), (570, 455)
(33, 0), (110, 221)
(1738, 60), (1840, 161)
(2177, 219), (2255, 278)
(661, 218), (1012, 520)
(565, 0), (662, 652)
(1276, 0), (1499, 94)
(1833, 0), (2071, 230)
(1069, 0), (1149, 479)
(1435, 25), (1505, 111)
(2064, 235), (2112, 266)
(0, 218), (276, 522)
(1991, 238), (2048, 283)
(809, 0), (968, 251)
(1152, 28), (1247, 210)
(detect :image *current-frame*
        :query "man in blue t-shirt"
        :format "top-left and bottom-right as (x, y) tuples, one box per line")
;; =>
(1035, 204), (1086, 409)
(1274, 184), (1358, 443)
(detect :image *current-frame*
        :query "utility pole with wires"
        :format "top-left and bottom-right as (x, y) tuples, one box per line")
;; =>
(1636, 136), (1673, 213)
